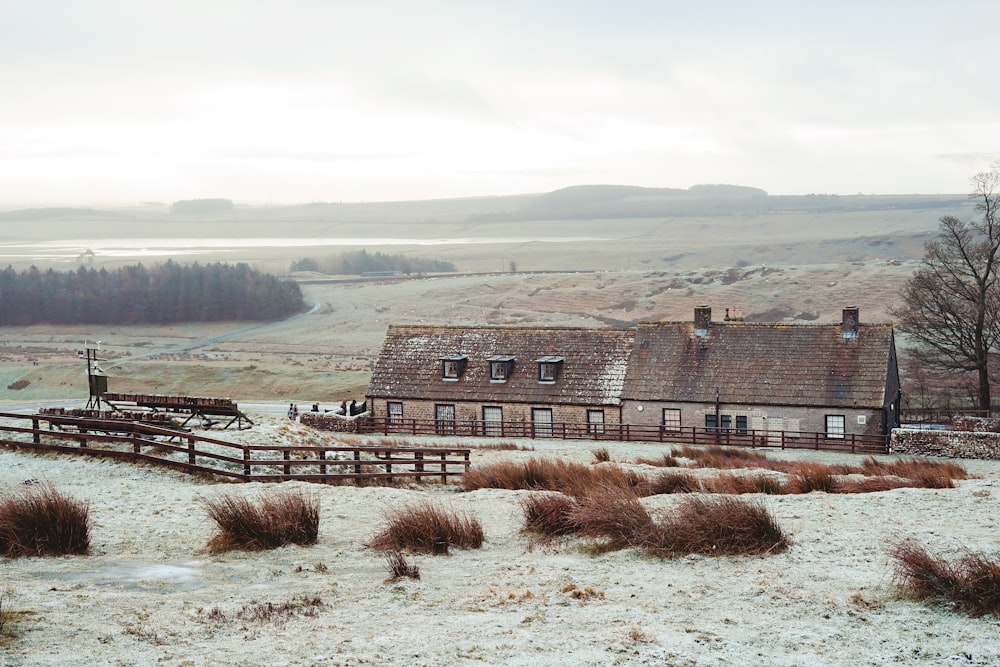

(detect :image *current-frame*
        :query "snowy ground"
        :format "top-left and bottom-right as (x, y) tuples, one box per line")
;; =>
(2, 414), (1000, 666)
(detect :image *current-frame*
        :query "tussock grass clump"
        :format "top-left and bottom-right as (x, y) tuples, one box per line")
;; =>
(462, 458), (643, 497)
(591, 447), (611, 463)
(647, 496), (789, 557)
(888, 538), (1000, 617)
(569, 487), (654, 549)
(0, 483), (90, 557)
(786, 462), (837, 494)
(520, 493), (581, 536)
(385, 551), (420, 581)
(702, 472), (787, 495)
(202, 489), (319, 553)
(834, 476), (911, 494)
(638, 471), (702, 496)
(862, 456), (967, 482)
(635, 453), (681, 468)
(369, 501), (483, 554)
(671, 445), (768, 470)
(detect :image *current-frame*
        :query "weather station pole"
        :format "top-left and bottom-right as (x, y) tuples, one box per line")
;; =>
(80, 341), (108, 410)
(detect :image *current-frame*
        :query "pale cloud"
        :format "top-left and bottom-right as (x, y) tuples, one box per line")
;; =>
(2, 0), (999, 205)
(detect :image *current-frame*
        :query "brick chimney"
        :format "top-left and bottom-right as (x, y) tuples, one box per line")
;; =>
(694, 305), (711, 337)
(842, 306), (859, 339)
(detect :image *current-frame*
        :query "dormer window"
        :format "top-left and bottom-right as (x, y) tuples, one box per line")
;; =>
(440, 354), (468, 381)
(536, 356), (563, 383)
(488, 355), (515, 382)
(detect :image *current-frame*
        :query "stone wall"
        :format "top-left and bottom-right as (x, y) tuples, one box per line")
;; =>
(891, 428), (1000, 460)
(300, 412), (371, 433)
(951, 416), (1000, 433)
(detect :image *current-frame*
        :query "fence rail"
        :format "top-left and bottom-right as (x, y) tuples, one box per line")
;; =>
(364, 416), (889, 454)
(0, 412), (470, 484)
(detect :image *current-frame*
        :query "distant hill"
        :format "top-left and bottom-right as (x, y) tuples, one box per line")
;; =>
(0, 186), (968, 225)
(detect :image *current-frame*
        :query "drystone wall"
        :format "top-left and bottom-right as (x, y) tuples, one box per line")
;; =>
(891, 428), (1000, 460)
(300, 412), (370, 433)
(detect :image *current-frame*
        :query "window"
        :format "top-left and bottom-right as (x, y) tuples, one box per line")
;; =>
(440, 355), (467, 380)
(719, 415), (732, 432)
(735, 415), (748, 435)
(662, 408), (681, 432)
(387, 401), (403, 425)
(435, 404), (456, 434)
(488, 356), (515, 382)
(825, 415), (846, 439)
(532, 408), (553, 437)
(536, 356), (564, 383)
(705, 414), (718, 431)
(587, 409), (605, 435)
(482, 406), (503, 437)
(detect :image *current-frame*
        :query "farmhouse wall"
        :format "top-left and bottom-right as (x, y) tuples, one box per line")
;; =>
(620, 400), (885, 437)
(891, 428), (1000, 460)
(370, 398), (621, 426)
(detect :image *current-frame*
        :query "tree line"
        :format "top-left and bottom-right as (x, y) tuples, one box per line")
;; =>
(290, 249), (456, 275)
(0, 261), (304, 325)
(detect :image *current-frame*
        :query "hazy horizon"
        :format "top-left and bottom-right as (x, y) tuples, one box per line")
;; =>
(4, 1), (999, 207)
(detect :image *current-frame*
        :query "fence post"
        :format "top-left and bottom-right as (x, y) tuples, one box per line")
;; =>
(385, 448), (393, 484)
(415, 450), (423, 483)
(188, 437), (196, 466)
(354, 449), (362, 477)
(243, 446), (250, 478)
(132, 431), (140, 455)
(319, 448), (327, 476)
(32, 418), (40, 445)
(440, 451), (447, 484)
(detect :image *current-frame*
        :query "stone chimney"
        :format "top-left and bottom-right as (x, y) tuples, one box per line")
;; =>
(694, 305), (712, 337)
(842, 306), (859, 339)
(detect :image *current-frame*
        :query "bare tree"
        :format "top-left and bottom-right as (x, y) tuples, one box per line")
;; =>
(895, 163), (1000, 411)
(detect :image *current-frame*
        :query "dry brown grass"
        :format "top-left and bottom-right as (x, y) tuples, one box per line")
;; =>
(646, 496), (790, 557)
(888, 538), (1000, 617)
(462, 458), (643, 497)
(520, 492), (582, 536)
(569, 487), (654, 550)
(384, 551), (421, 581)
(369, 501), (484, 554)
(635, 453), (681, 467)
(0, 483), (90, 557)
(637, 471), (702, 496)
(202, 489), (320, 553)
(785, 462), (837, 494)
(701, 472), (788, 495)
(670, 445), (769, 470)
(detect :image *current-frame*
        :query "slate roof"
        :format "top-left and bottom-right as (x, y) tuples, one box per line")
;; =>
(621, 321), (895, 408)
(367, 325), (634, 406)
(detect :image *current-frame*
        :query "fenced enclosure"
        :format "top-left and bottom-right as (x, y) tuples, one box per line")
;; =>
(0, 412), (470, 484)
(363, 416), (889, 454)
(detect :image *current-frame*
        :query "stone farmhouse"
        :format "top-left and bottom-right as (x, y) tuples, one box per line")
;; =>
(365, 306), (901, 441)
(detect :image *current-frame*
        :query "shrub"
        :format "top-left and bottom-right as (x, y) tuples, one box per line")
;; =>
(0, 483), (90, 557)
(462, 458), (643, 497)
(635, 453), (681, 468)
(385, 551), (421, 581)
(369, 501), (483, 554)
(569, 487), (654, 549)
(888, 538), (1000, 617)
(786, 462), (836, 494)
(520, 493), (581, 536)
(647, 496), (789, 557)
(702, 472), (787, 495)
(591, 447), (611, 463)
(638, 471), (701, 496)
(202, 489), (319, 553)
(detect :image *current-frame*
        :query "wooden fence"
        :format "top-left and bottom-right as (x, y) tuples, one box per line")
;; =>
(363, 416), (889, 454)
(0, 413), (470, 484)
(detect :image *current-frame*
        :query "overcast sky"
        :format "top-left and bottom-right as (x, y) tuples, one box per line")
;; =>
(3, 1), (999, 206)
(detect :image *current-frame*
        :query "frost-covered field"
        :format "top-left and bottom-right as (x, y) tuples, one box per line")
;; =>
(2, 417), (999, 666)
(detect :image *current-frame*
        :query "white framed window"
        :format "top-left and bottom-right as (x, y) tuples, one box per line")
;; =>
(488, 356), (515, 381)
(440, 355), (467, 380)
(532, 408), (554, 437)
(662, 408), (681, 432)
(387, 401), (403, 425)
(825, 415), (846, 439)
(482, 406), (503, 436)
(435, 404), (456, 434)
(587, 409), (605, 435)
(857, 415), (867, 425)
(536, 356), (563, 383)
